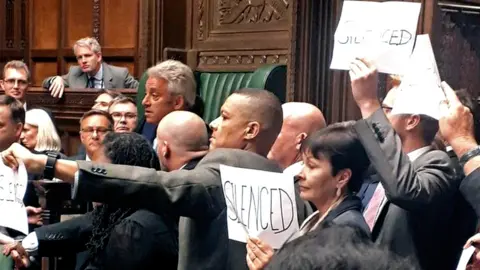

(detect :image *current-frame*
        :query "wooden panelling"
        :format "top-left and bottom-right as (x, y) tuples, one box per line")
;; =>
(189, 0), (292, 72)
(31, 0), (59, 49)
(103, 0), (139, 48)
(31, 62), (57, 86)
(66, 0), (93, 47)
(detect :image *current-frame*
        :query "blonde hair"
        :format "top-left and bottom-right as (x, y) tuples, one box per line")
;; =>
(147, 60), (196, 108)
(73, 37), (102, 54)
(25, 109), (61, 152)
(3, 60), (30, 80)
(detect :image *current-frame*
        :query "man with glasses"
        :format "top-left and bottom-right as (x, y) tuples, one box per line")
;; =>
(1, 61), (30, 110)
(108, 96), (137, 133)
(69, 110), (113, 161)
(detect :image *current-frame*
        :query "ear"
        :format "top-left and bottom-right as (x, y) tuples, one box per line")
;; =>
(0, 80), (4, 90)
(173, 95), (185, 110)
(15, 123), (23, 139)
(405, 115), (421, 131)
(336, 168), (352, 191)
(96, 52), (103, 62)
(244, 121), (260, 140)
(295, 132), (308, 150)
(161, 141), (170, 158)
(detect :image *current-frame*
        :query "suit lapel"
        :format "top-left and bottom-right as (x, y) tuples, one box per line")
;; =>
(75, 68), (88, 88)
(102, 63), (114, 89)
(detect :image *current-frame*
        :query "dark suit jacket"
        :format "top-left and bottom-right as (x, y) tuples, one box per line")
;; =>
(74, 149), (286, 270)
(460, 167), (480, 217)
(323, 195), (370, 236)
(354, 109), (458, 270)
(35, 209), (178, 270)
(42, 63), (138, 89)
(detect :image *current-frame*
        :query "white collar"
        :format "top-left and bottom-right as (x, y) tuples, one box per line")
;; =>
(23, 102), (27, 111)
(88, 64), (103, 81)
(85, 155), (91, 161)
(407, 146), (432, 162)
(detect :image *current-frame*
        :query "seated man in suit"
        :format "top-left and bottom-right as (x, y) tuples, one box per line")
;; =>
(4, 132), (179, 270)
(1, 60), (30, 110)
(70, 110), (113, 161)
(1, 89), (291, 270)
(134, 60), (197, 144)
(349, 59), (459, 270)
(108, 96), (138, 133)
(267, 102), (326, 175)
(42, 37), (138, 98)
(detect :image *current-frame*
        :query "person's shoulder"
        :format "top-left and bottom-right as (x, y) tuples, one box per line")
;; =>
(200, 149), (281, 172)
(104, 63), (129, 74)
(418, 149), (451, 164)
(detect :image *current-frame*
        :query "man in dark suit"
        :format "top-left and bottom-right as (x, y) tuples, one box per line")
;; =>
(1, 89), (289, 270)
(349, 59), (459, 270)
(42, 37), (138, 98)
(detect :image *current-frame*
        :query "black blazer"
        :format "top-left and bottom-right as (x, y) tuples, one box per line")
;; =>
(323, 195), (370, 236)
(35, 209), (178, 270)
(460, 167), (480, 218)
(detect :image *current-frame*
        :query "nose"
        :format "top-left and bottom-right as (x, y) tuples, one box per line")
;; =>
(209, 117), (220, 130)
(91, 130), (99, 139)
(13, 80), (19, 88)
(142, 95), (149, 107)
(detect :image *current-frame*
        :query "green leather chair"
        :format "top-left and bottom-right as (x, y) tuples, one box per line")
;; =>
(135, 64), (287, 124)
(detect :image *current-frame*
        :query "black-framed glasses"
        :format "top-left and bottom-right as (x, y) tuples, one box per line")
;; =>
(80, 127), (111, 136)
(111, 112), (137, 120)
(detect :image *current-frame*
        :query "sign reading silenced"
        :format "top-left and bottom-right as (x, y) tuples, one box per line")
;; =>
(0, 160), (28, 235)
(220, 165), (299, 249)
(330, 1), (421, 74)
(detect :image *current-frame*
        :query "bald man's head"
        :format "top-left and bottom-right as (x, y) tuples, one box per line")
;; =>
(268, 102), (326, 170)
(156, 111), (209, 171)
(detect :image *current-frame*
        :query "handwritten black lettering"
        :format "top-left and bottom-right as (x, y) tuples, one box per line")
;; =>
(260, 187), (269, 230)
(269, 188), (279, 232)
(239, 185), (247, 226)
(276, 188), (294, 234)
(223, 181), (238, 221)
(247, 186), (259, 230)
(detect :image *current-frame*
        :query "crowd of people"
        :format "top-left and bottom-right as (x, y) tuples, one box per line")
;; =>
(0, 36), (478, 270)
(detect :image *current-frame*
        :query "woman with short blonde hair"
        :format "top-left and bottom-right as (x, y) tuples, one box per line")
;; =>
(21, 109), (61, 152)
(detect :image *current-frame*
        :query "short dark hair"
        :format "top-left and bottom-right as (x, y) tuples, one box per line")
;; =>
(267, 223), (418, 270)
(102, 132), (160, 170)
(300, 121), (370, 193)
(418, 115), (439, 145)
(233, 88), (283, 147)
(456, 89), (480, 143)
(109, 95), (136, 108)
(80, 109), (114, 130)
(0, 95), (25, 124)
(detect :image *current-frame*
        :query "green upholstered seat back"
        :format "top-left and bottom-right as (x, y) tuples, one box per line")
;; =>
(197, 64), (286, 123)
(135, 64), (287, 124)
(136, 71), (149, 119)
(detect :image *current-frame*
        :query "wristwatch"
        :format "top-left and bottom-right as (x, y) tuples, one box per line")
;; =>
(459, 146), (480, 167)
(43, 152), (60, 180)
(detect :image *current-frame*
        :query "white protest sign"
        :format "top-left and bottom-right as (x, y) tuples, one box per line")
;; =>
(391, 35), (444, 120)
(220, 165), (299, 249)
(0, 160), (28, 235)
(456, 246), (475, 270)
(330, 1), (421, 74)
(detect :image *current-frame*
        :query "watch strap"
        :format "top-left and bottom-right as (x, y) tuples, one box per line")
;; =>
(43, 152), (60, 180)
(459, 146), (480, 167)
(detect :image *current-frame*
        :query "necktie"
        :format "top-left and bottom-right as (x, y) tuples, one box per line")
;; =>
(87, 77), (96, 88)
(363, 183), (385, 230)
